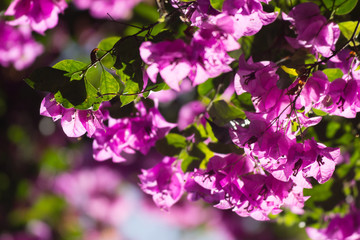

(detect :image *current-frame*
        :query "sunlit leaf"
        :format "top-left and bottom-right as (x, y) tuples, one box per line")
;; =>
(323, 0), (358, 15)
(322, 68), (344, 82)
(210, 0), (224, 11)
(209, 100), (246, 126)
(156, 133), (187, 156)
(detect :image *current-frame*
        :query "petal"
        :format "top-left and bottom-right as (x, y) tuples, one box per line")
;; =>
(61, 109), (87, 137)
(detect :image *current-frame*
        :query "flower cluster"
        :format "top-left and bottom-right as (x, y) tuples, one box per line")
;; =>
(29, 0), (360, 226)
(185, 154), (307, 221)
(54, 167), (130, 226)
(141, 0), (279, 91)
(283, 2), (340, 57)
(306, 208), (360, 240)
(140, 23), (239, 91)
(1, 0), (67, 70)
(139, 157), (185, 210)
(5, 0), (67, 34)
(0, 21), (43, 70)
(92, 101), (175, 162)
(40, 93), (105, 138)
(1, 0), (142, 70)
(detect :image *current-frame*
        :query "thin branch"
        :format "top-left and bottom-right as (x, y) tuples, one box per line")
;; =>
(97, 85), (158, 98)
(107, 13), (142, 29)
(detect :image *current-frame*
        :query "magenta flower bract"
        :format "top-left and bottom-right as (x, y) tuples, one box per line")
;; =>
(40, 94), (105, 138)
(182, 0), (277, 39)
(140, 39), (192, 91)
(316, 78), (360, 118)
(184, 153), (308, 221)
(92, 101), (175, 162)
(177, 101), (206, 131)
(189, 28), (237, 85)
(139, 157), (185, 210)
(283, 2), (340, 57)
(0, 22), (43, 70)
(306, 208), (360, 240)
(140, 26), (238, 91)
(54, 167), (130, 226)
(5, 0), (67, 34)
(273, 139), (340, 184)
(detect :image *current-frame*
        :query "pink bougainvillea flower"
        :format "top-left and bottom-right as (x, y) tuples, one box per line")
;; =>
(140, 39), (192, 91)
(177, 101), (206, 130)
(92, 101), (175, 162)
(188, 28), (238, 86)
(185, 153), (308, 221)
(271, 139), (340, 184)
(140, 27), (237, 91)
(296, 71), (329, 113)
(40, 93), (105, 138)
(178, 0), (277, 39)
(0, 22), (43, 70)
(5, 0), (67, 34)
(283, 2), (340, 57)
(139, 157), (185, 210)
(54, 167), (130, 226)
(306, 208), (360, 240)
(234, 55), (279, 97)
(315, 78), (360, 118)
(223, 0), (278, 38)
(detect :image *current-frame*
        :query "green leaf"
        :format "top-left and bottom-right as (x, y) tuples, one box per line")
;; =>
(52, 60), (90, 106)
(26, 195), (66, 223)
(111, 36), (144, 106)
(53, 59), (88, 74)
(119, 79), (140, 106)
(99, 70), (120, 101)
(183, 124), (208, 143)
(276, 66), (295, 89)
(206, 118), (232, 143)
(180, 142), (214, 172)
(198, 78), (215, 97)
(97, 36), (121, 69)
(197, 142), (214, 169)
(156, 133), (187, 156)
(59, 76), (87, 106)
(304, 179), (334, 205)
(117, 60), (144, 106)
(112, 36), (143, 65)
(98, 36), (121, 51)
(133, 2), (159, 22)
(291, 121), (299, 133)
(145, 82), (169, 92)
(210, 0), (224, 11)
(322, 68), (344, 82)
(239, 36), (254, 59)
(312, 108), (328, 116)
(207, 142), (243, 154)
(209, 100), (246, 126)
(231, 92), (254, 112)
(54, 77), (100, 110)
(338, 21), (360, 43)
(323, 0), (358, 15)
(25, 66), (88, 106)
(280, 65), (298, 77)
(180, 150), (199, 172)
(25, 67), (69, 92)
(41, 148), (69, 173)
